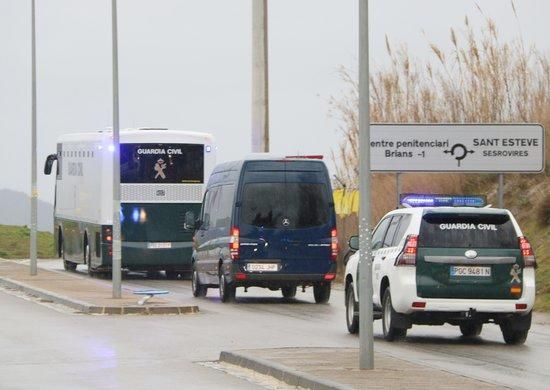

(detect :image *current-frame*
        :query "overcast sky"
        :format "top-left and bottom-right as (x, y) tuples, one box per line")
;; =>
(1, 0), (548, 206)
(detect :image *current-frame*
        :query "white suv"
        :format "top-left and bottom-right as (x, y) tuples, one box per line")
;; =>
(344, 201), (536, 344)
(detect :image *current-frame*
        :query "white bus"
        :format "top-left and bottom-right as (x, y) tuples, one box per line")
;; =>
(44, 128), (216, 278)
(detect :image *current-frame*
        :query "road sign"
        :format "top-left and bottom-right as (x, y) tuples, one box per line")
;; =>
(370, 124), (545, 173)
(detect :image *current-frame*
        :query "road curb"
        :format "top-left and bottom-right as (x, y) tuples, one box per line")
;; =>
(0, 276), (199, 315)
(219, 350), (352, 390)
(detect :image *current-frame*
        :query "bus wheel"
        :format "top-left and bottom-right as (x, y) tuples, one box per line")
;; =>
(58, 230), (64, 259)
(313, 282), (331, 304)
(63, 260), (77, 272)
(219, 272), (236, 303)
(86, 242), (96, 277)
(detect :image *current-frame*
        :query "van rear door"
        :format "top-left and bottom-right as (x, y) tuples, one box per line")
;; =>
(416, 211), (521, 299)
(237, 161), (334, 275)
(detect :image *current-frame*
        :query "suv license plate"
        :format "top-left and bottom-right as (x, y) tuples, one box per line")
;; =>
(450, 266), (491, 277)
(247, 263), (278, 272)
(147, 242), (172, 249)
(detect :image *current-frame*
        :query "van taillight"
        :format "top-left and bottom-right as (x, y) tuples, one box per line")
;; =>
(395, 234), (418, 266)
(519, 236), (536, 268)
(230, 227), (240, 260)
(330, 228), (338, 261)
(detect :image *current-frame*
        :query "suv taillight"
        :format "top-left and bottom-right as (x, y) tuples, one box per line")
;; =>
(519, 236), (536, 268)
(330, 228), (338, 261)
(230, 227), (240, 260)
(395, 234), (418, 266)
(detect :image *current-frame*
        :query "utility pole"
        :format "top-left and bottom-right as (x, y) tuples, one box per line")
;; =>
(111, 0), (122, 298)
(30, 0), (38, 276)
(251, 0), (269, 152)
(358, 0), (374, 370)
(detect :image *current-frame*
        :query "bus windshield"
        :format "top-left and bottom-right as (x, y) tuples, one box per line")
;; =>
(120, 143), (204, 184)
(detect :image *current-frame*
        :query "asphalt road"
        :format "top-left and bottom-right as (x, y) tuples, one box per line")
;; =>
(1, 260), (549, 389)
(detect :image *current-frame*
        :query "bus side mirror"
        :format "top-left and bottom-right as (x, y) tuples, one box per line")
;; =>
(348, 236), (359, 251)
(44, 154), (58, 175)
(184, 211), (196, 230)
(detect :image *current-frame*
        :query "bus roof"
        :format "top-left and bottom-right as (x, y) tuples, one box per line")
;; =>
(57, 128), (215, 144)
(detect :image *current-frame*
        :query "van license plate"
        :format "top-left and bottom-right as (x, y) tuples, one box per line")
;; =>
(450, 266), (491, 277)
(247, 263), (278, 272)
(147, 242), (172, 249)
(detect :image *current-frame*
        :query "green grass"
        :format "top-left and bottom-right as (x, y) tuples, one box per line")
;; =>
(0, 225), (55, 259)
(522, 220), (550, 312)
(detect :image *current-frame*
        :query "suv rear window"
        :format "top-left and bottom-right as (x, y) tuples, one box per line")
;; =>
(241, 183), (329, 228)
(419, 213), (517, 249)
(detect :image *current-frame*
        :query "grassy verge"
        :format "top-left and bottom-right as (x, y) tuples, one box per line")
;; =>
(0, 225), (55, 259)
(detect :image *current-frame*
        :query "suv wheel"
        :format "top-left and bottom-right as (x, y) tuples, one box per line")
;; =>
(459, 321), (483, 337)
(345, 282), (359, 334)
(219, 271), (236, 303)
(313, 282), (331, 303)
(192, 268), (207, 297)
(382, 289), (407, 341)
(500, 323), (529, 345)
(281, 285), (297, 299)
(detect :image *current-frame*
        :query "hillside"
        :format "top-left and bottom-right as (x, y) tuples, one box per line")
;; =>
(0, 189), (54, 232)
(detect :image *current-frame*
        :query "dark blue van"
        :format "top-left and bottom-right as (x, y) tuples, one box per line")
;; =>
(190, 156), (338, 303)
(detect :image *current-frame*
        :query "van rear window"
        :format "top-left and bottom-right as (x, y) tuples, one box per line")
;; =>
(419, 213), (518, 249)
(241, 183), (329, 228)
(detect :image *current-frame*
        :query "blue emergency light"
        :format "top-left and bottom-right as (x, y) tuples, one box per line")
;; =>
(400, 194), (486, 208)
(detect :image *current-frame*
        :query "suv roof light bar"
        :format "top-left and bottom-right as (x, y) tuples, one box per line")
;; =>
(400, 194), (486, 208)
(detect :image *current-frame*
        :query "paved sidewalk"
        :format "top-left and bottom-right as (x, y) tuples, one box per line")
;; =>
(220, 348), (502, 390)
(0, 259), (198, 314)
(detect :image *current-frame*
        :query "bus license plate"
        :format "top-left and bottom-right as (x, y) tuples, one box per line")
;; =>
(148, 242), (172, 249)
(450, 266), (491, 277)
(247, 263), (278, 272)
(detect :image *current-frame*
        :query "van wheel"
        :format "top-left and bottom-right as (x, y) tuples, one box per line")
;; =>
(281, 285), (297, 299)
(219, 272), (236, 302)
(460, 322), (483, 337)
(313, 282), (331, 304)
(346, 282), (359, 334)
(63, 260), (77, 271)
(192, 269), (207, 297)
(382, 289), (407, 341)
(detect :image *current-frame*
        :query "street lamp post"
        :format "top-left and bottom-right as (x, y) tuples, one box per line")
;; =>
(358, 0), (374, 369)
(111, 0), (122, 298)
(30, 0), (38, 276)
(251, 0), (269, 153)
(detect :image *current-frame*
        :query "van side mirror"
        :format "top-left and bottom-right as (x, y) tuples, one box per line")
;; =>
(184, 211), (195, 230)
(348, 236), (359, 251)
(44, 154), (57, 175)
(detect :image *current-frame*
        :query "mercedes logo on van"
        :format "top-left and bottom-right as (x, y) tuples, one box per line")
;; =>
(465, 250), (478, 259)
(282, 218), (290, 227)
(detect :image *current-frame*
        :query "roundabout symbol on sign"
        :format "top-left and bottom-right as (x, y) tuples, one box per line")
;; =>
(444, 143), (475, 167)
